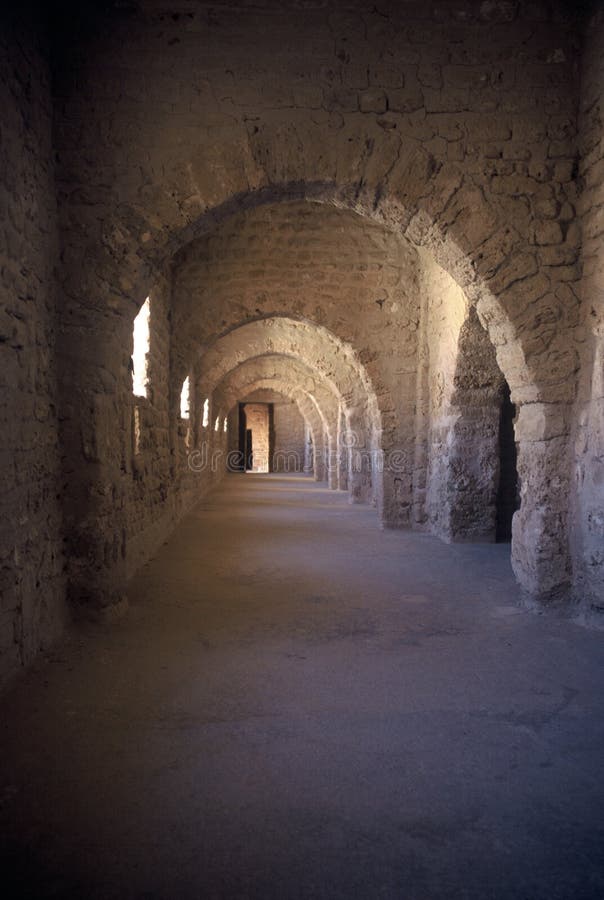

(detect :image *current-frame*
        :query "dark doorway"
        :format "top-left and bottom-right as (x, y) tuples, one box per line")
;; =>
(234, 404), (247, 472)
(245, 429), (253, 471)
(496, 383), (519, 542)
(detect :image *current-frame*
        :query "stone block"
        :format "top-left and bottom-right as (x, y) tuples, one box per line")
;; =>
(358, 89), (388, 114)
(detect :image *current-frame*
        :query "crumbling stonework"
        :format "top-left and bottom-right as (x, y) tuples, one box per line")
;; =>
(270, 398), (306, 474)
(572, 5), (604, 618)
(0, 13), (66, 688)
(1, 0), (602, 685)
(426, 305), (507, 542)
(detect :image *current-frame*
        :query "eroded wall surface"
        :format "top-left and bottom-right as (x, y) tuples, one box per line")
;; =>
(49, 0), (584, 615)
(572, 6), (604, 614)
(0, 12), (66, 686)
(123, 276), (176, 581)
(2, 0), (603, 687)
(272, 400), (306, 474)
(419, 251), (468, 536)
(173, 201), (420, 514)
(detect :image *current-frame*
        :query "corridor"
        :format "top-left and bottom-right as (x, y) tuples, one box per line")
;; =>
(1, 474), (604, 899)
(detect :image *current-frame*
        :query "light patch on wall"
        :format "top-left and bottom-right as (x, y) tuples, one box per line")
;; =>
(132, 296), (150, 398)
(202, 398), (209, 427)
(180, 376), (190, 419)
(133, 405), (141, 455)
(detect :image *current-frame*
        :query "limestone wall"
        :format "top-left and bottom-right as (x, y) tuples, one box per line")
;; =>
(175, 200), (420, 503)
(420, 251), (468, 536)
(423, 253), (507, 541)
(50, 0), (584, 612)
(0, 11), (66, 687)
(572, 6), (604, 614)
(122, 276), (176, 581)
(1, 0), (601, 689)
(272, 400), (306, 474)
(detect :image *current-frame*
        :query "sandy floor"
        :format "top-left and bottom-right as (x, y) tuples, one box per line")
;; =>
(1, 473), (604, 899)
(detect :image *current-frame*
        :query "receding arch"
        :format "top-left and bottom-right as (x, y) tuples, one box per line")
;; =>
(192, 316), (384, 507)
(62, 173), (575, 610)
(221, 380), (324, 480)
(216, 375), (327, 473)
(237, 386), (309, 476)
(193, 317), (380, 420)
(209, 355), (347, 491)
(155, 178), (536, 402)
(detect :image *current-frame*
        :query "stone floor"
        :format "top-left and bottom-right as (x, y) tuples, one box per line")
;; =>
(1, 473), (604, 899)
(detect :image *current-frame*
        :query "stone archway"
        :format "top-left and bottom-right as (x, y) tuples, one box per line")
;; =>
(217, 378), (328, 484)
(426, 307), (515, 545)
(194, 318), (381, 501)
(49, 1), (583, 615)
(58, 178), (577, 613)
(230, 386), (310, 478)
(210, 360), (339, 487)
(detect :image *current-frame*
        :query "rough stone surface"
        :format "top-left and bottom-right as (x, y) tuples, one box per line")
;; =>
(572, 6), (604, 617)
(1, 0), (603, 685)
(0, 12), (67, 689)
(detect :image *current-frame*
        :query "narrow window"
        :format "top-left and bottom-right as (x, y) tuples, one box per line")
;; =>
(223, 417), (228, 433)
(180, 376), (190, 419)
(214, 415), (220, 432)
(202, 398), (209, 428)
(132, 297), (150, 398)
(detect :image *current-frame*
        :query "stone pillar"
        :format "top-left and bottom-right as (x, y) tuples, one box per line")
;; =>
(346, 413), (371, 503)
(59, 316), (131, 617)
(571, 334), (604, 612)
(304, 425), (313, 474)
(337, 406), (348, 491)
(327, 432), (338, 489)
(511, 403), (572, 605)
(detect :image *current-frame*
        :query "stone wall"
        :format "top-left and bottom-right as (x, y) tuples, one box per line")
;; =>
(1, 0), (601, 689)
(272, 399), (306, 474)
(418, 252), (512, 545)
(174, 201), (420, 514)
(420, 250), (468, 536)
(440, 309), (506, 542)
(123, 277), (175, 581)
(173, 374), (229, 531)
(572, 5), (604, 615)
(49, 0), (584, 611)
(227, 407), (241, 466)
(0, 10), (66, 687)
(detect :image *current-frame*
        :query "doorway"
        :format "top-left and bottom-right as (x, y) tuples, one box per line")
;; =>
(238, 403), (274, 473)
(496, 383), (519, 542)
